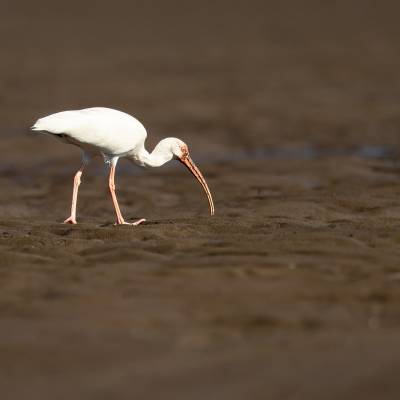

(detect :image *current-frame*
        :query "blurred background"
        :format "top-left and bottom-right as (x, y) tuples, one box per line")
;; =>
(3, 0), (400, 154)
(2, 1), (400, 399)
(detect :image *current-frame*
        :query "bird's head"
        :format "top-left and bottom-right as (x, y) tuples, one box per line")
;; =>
(160, 137), (215, 216)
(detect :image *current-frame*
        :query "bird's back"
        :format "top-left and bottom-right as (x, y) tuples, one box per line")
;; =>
(32, 107), (147, 155)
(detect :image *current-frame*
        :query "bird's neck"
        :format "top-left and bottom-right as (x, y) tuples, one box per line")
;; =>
(128, 142), (173, 168)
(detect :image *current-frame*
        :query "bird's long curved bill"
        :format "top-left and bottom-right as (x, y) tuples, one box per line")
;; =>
(179, 156), (215, 215)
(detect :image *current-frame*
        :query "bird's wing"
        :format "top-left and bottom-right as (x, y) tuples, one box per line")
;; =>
(32, 107), (147, 155)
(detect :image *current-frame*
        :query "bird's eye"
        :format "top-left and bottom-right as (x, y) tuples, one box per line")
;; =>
(179, 145), (189, 158)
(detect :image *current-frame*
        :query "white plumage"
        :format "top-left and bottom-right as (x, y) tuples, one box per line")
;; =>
(33, 107), (147, 156)
(31, 107), (214, 225)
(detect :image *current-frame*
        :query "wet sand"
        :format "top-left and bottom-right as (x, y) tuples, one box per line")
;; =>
(2, 1), (400, 399)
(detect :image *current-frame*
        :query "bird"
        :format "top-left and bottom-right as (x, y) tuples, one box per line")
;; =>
(31, 107), (215, 225)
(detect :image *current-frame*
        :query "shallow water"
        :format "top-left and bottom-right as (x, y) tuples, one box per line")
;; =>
(200, 144), (398, 163)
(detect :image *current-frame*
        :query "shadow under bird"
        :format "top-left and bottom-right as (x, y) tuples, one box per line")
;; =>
(31, 107), (215, 225)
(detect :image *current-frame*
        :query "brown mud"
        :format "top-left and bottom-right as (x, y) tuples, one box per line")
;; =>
(2, 1), (400, 399)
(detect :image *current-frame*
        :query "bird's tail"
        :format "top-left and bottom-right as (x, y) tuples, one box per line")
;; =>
(31, 119), (44, 131)
(30, 113), (72, 134)
(30, 116), (60, 133)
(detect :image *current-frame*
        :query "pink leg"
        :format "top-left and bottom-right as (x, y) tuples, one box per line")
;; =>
(64, 165), (85, 224)
(108, 164), (145, 226)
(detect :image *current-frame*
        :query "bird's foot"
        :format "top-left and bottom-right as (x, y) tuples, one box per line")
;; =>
(115, 218), (146, 226)
(63, 216), (77, 224)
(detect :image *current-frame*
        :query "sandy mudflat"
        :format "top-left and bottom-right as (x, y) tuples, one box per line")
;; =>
(2, 1), (400, 399)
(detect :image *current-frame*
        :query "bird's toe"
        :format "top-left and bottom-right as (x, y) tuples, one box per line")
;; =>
(63, 217), (77, 224)
(132, 218), (146, 225)
(114, 218), (146, 226)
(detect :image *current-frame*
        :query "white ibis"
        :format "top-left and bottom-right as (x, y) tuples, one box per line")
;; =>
(31, 107), (214, 225)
